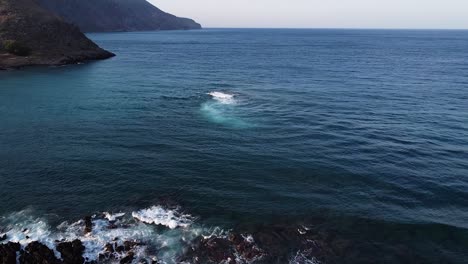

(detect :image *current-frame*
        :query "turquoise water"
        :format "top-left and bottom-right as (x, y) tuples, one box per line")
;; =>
(1, 29), (468, 263)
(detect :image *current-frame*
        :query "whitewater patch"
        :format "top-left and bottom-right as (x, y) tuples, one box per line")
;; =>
(131, 205), (193, 229)
(290, 252), (321, 264)
(0, 210), (58, 257)
(208, 91), (236, 104)
(0, 207), (325, 263)
(104, 212), (125, 222)
(201, 91), (253, 128)
(0, 207), (200, 263)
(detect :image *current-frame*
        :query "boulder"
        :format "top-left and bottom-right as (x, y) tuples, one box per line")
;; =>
(56, 239), (85, 264)
(0, 242), (21, 264)
(19, 241), (60, 264)
(84, 216), (92, 234)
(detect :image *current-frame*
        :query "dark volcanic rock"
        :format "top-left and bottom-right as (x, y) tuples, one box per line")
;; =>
(181, 234), (265, 264)
(194, 236), (236, 264)
(119, 251), (134, 264)
(56, 239), (85, 264)
(180, 224), (357, 264)
(98, 241), (142, 263)
(19, 241), (60, 264)
(84, 216), (93, 234)
(0, 0), (114, 69)
(0, 242), (21, 264)
(37, 0), (201, 32)
(98, 243), (115, 261)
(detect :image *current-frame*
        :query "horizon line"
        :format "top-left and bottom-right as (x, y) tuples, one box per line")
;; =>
(201, 26), (468, 31)
(84, 27), (468, 34)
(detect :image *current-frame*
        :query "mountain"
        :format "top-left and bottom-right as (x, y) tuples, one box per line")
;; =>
(0, 0), (114, 69)
(37, 0), (202, 32)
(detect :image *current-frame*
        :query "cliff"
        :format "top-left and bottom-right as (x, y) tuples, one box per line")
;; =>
(0, 0), (114, 69)
(37, 0), (202, 32)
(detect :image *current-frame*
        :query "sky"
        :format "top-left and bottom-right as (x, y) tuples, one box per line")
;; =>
(151, 0), (468, 29)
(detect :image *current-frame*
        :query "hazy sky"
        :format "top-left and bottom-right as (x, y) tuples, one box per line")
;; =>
(151, 0), (468, 29)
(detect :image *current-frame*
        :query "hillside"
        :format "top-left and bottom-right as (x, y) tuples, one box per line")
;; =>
(0, 0), (114, 69)
(37, 0), (202, 32)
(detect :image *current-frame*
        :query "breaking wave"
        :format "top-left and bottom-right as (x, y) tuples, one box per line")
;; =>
(201, 91), (253, 128)
(0, 206), (327, 263)
(207, 91), (236, 105)
(0, 207), (201, 263)
(131, 205), (193, 229)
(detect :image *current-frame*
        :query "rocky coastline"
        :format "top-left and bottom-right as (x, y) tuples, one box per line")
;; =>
(0, 202), (442, 264)
(0, 210), (349, 264)
(0, 0), (114, 70)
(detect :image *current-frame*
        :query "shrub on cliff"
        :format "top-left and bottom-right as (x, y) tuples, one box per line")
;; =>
(3, 40), (31, 56)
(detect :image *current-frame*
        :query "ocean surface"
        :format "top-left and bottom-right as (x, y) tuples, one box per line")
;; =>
(1, 29), (468, 263)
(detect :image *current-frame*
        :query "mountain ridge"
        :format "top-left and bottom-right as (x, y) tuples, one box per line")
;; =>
(37, 0), (202, 32)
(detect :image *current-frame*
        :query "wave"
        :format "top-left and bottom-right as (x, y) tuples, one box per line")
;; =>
(0, 207), (200, 263)
(207, 91), (236, 104)
(0, 206), (326, 264)
(131, 205), (193, 229)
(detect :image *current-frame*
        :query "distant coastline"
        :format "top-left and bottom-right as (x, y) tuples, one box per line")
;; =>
(37, 0), (201, 33)
(0, 0), (201, 70)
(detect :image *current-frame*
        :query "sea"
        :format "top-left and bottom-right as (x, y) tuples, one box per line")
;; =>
(0, 29), (467, 263)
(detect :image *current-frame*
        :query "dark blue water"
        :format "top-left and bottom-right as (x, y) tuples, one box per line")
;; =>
(1, 29), (468, 263)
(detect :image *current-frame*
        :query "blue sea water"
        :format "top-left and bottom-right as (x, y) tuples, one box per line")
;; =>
(1, 29), (468, 263)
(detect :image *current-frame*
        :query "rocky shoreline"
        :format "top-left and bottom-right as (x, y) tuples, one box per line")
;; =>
(0, 204), (450, 264)
(0, 50), (114, 70)
(0, 213), (146, 264)
(0, 239), (137, 264)
(0, 0), (114, 70)
(0, 210), (343, 264)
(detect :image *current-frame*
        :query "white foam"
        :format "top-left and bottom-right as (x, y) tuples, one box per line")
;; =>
(132, 206), (193, 229)
(242, 234), (255, 243)
(69, 219), (156, 262)
(1, 210), (60, 258)
(290, 251), (321, 264)
(0, 207), (201, 263)
(103, 212), (125, 222)
(208, 91), (235, 104)
(201, 227), (227, 240)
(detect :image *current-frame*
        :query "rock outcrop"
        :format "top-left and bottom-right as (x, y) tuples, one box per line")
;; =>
(19, 241), (60, 264)
(0, 242), (20, 264)
(37, 0), (202, 32)
(0, 0), (114, 69)
(56, 240), (85, 264)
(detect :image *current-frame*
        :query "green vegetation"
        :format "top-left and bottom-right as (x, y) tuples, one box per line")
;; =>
(3, 40), (31, 56)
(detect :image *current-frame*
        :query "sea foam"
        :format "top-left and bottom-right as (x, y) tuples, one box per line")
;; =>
(0, 207), (316, 263)
(201, 91), (254, 128)
(103, 212), (125, 222)
(208, 91), (236, 104)
(0, 207), (199, 263)
(131, 206), (193, 229)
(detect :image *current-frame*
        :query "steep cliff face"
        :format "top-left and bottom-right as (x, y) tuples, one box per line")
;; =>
(0, 0), (114, 69)
(37, 0), (202, 32)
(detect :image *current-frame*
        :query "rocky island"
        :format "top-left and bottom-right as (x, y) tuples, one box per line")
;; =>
(0, 0), (114, 69)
